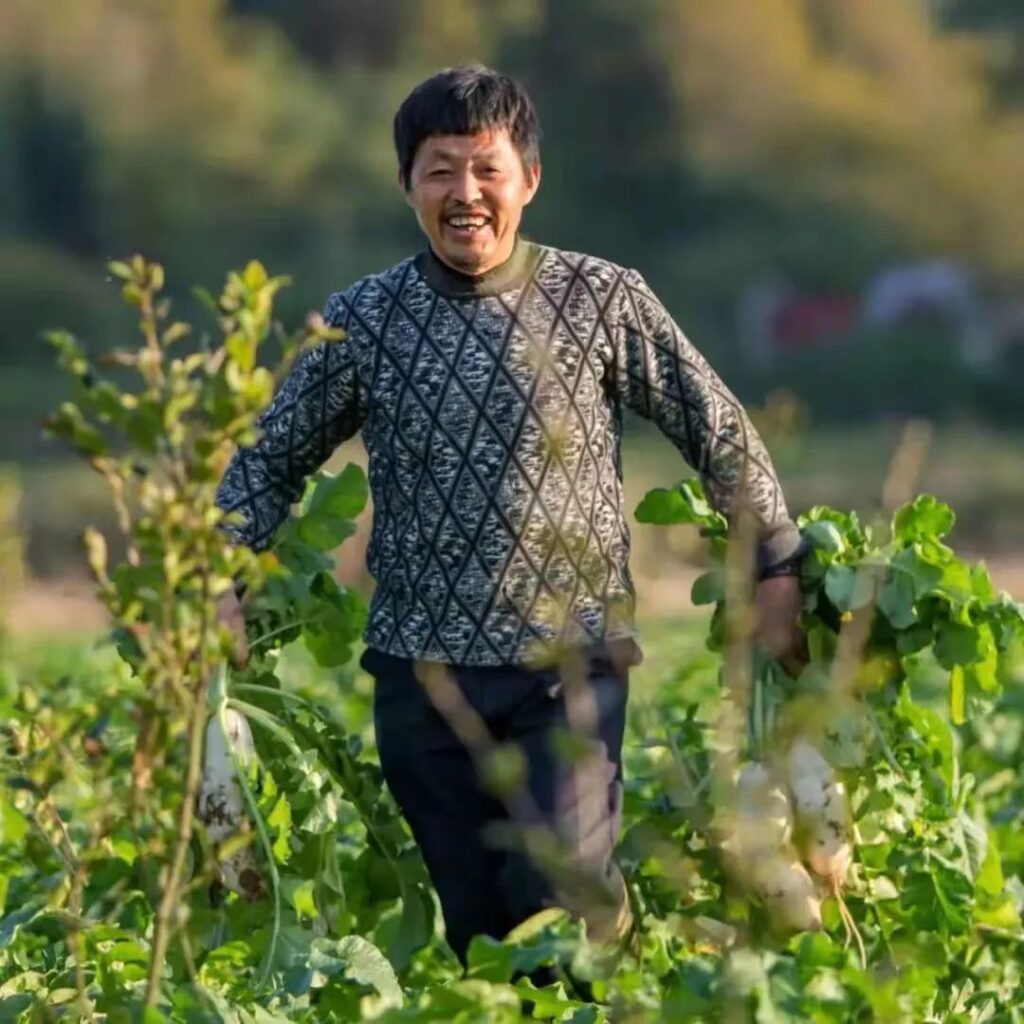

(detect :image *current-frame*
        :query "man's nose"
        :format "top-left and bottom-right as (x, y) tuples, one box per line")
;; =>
(450, 169), (482, 204)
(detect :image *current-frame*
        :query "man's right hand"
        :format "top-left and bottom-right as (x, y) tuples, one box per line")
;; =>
(216, 589), (250, 666)
(754, 574), (807, 678)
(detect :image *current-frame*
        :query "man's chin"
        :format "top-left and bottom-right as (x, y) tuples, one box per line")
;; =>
(436, 243), (494, 276)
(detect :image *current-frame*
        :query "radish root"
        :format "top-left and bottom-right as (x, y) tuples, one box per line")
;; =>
(830, 875), (866, 969)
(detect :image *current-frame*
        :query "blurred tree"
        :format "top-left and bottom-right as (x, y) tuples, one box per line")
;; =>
(11, 74), (96, 256)
(644, 0), (1024, 279)
(506, 0), (694, 270)
(940, 0), (1024, 103)
(229, 0), (539, 71)
(1, 0), (1024, 465)
(228, 0), (412, 67)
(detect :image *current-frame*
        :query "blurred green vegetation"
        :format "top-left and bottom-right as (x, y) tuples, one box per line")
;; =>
(3, 0), (1024, 575)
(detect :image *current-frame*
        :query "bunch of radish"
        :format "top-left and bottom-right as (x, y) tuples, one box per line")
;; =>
(719, 739), (862, 961)
(719, 760), (821, 934)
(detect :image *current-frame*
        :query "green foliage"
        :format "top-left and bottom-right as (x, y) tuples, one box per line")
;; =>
(2, 552), (1024, 1022)
(624, 478), (1024, 1018)
(3, 264), (1024, 1020)
(635, 478), (729, 563)
(20, 255), (356, 1013)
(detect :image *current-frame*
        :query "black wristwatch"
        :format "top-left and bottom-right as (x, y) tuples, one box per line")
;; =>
(756, 538), (810, 581)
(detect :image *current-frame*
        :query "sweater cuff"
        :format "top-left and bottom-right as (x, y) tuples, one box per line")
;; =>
(755, 523), (808, 580)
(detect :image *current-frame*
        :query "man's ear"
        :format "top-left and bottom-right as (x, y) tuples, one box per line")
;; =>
(399, 168), (413, 205)
(523, 161), (542, 206)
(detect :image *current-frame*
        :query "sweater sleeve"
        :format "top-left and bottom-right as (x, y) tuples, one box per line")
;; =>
(214, 291), (369, 551)
(614, 267), (802, 574)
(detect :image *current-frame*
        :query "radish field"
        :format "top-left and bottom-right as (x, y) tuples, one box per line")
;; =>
(2, 259), (1024, 1023)
(4, 566), (1024, 1023)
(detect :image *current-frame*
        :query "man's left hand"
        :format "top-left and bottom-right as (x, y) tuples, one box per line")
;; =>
(754, 574), (807, 676)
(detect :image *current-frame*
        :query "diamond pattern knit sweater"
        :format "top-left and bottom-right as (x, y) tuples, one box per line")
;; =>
(215, 239), (802, 665)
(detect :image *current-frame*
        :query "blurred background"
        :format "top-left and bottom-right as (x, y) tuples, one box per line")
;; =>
(2, 0), (1024, 633)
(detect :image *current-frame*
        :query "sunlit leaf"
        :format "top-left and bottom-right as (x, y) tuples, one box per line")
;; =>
(893, 496), (955, 545)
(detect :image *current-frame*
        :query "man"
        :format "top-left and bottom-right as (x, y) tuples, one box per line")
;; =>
(215, 65), (805, 964)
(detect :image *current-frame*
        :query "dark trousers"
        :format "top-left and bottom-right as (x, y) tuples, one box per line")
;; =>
(360, 645), (630, 964)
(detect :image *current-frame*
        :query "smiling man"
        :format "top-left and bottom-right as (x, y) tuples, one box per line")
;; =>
(406, 134), (535, 272)
(215, 65), (806, 965)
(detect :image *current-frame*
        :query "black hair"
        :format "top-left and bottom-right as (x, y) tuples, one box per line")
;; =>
(393, 64), (541, 189)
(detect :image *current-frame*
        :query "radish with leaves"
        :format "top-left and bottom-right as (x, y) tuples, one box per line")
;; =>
(198, 705), (265, 901)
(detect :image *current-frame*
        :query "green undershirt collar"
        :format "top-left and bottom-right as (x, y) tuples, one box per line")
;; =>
(415, 235), (542, 298)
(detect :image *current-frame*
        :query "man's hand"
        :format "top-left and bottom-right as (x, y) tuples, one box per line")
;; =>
(754, 574), (807, 676)
(216, 589), (250, 667)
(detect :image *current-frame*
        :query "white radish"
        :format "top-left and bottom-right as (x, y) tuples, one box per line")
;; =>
(784, 738), (863, 964)
(785, 739), (834, 818)
(804, 780), (853, 883)
(720, 761), (793, 867)
(784, 739), (853, 885)
(735, 761), (793, 848)
(198, 707), (265, 900)
(749, 849), (823, 934)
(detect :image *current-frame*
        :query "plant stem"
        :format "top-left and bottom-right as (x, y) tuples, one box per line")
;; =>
(143, 665), (211, 1009)
(18, 782), (94, 1022)
(248, 618), (313, 652)
(70, 860), (94, 1023)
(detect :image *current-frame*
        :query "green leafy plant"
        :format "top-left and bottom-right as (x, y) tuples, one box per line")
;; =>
(630, 477), (1024, 1019)
(2, 261), (1023, 1022)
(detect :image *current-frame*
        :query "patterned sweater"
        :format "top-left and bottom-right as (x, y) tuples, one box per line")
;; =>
(215, 238), (801, 666)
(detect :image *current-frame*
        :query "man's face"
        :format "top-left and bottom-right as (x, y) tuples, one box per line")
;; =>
(404, 128), (540, 276)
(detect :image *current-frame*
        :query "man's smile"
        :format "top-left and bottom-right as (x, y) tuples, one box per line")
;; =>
(443, 211), (492, 241)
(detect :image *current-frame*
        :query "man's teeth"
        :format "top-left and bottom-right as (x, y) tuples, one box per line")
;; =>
(447, 216), (489, 229)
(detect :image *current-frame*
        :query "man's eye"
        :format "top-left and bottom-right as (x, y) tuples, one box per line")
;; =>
(429, 168), (450, 178)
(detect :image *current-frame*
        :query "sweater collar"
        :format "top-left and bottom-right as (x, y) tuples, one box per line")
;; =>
(415, 236), (541, 298)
